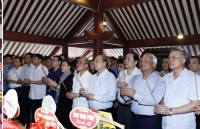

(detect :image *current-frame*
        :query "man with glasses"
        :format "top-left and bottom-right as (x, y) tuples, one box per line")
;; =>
(121, 53), (166, 129)
(154, 48), (200, 129)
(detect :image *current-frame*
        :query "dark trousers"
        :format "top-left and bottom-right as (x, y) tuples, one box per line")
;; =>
(21, 86), (31, 125)
(29, 98), (43, 122)
(56, 105), (73, 129)
(117, 103), (132, 129)
(131, 113), (161, 129)
(196, 115), (200, 129)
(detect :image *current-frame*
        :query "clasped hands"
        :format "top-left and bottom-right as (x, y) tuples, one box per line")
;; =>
(42, 77), (57, 90)
(79, 88), (94, 100)
(117, 81), (135, 98)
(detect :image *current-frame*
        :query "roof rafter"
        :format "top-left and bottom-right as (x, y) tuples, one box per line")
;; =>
(4, 30), (63, 46)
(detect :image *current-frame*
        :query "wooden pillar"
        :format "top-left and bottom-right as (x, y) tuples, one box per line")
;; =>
(62, 44), (68, 56)
(93, 10), (104, 59)
(123, 44), (129, 57)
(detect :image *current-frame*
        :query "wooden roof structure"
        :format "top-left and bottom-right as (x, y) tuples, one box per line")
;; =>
(3, 0), (200, 58)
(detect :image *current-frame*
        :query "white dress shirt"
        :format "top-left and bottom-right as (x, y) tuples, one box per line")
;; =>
(19, 64), (34, 86)
(29, 65), (49, 100)
(117, 67), (141, 104)
(7, 67), (22, 89)
(86, 69), (117, 110)
(162, 68), (200, 129)
(72, 70), (92, 109)
(125, 72), (166, 115)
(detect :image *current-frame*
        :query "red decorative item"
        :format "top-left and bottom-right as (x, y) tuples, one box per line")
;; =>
(69, 107), (98, 129)
(32, 108), (59, 129)
(3, 118), (23, 129)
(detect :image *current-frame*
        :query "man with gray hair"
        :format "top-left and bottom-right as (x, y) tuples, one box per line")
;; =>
(154, 48), (200, 129)
(121, 53), (166, 129)
(66, 57), (92, 109)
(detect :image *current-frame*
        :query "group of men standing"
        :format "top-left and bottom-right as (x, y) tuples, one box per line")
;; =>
(3, 47), (200, 129)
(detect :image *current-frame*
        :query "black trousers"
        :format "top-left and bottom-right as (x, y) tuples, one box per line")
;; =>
(56, 105), (73, 129)
(29, 98), (43, 122)
(21, 86), (31, 125)
(131, 113), (161, 129)
(117, 103), (132, 129)
(196, 115), (200, 129)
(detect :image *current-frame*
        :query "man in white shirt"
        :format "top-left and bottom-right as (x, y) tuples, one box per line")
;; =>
(24, 54), (49, 122)
(80, 55), (117, 113)
(154, 48), (200, 129)
(116, 52), (141, 129)
(66, 57), (92, 109)
(7, 57), (23, 122)
(121, 53), (166, 129)
(18, 53), (34, 126)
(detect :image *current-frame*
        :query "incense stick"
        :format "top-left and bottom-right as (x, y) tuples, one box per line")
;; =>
(146, 80), (157, 104)
(75, 70), (83, 88)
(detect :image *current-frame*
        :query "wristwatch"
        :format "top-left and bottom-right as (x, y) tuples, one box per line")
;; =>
(169, 108), (173, 116)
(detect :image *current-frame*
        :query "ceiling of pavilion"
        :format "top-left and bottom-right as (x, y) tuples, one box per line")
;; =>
(3, 0), (200, 58)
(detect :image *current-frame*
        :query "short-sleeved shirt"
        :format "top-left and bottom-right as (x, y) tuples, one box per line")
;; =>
(117, 67), (141, 104)
(72, 70), (92, 109)
(8, 67), (22, 89)
(29, 65), (49, 100)
(162, 68), (200, 129)
(19, 64), (34, 86)
(46, 67), (62, 99)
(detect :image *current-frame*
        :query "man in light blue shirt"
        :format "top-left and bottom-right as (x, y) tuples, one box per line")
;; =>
(80, 55), (117, 112)
(121, 53), (166, 129)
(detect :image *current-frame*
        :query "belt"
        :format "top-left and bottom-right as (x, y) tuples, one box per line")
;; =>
(133, 113), (155, 118)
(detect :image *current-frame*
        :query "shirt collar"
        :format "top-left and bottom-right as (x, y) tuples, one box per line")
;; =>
(97, 69), (108, 77)
(169, 67), (188, 78)
(140, 71), (157, 79)
(78, 70), (89, 78)
(124, 67), (140, 76)
(14, 67), (21, 71)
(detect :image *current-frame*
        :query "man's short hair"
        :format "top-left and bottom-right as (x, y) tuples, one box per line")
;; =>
(144, 53), (157, 65)
(4, 54), (13, 59)
(25, 53), (34, 59)
(170, 48), (191, 64)
(14, 56), (22, 63)
(190, 56), (200, 64)
(33, 54), (43, 62)
(53, 55), (62, 62)
(84, 58), (90, 66)
(127, 52), (139, 62)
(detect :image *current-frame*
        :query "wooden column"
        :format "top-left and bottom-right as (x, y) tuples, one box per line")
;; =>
(93, 10), (104, 59)
(123, 43), (129, 57)
(62, 44), (68, 56)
